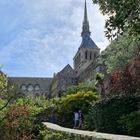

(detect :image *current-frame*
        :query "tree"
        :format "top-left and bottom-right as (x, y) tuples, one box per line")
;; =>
(0, 72), (48, 139)
(93, 0), (140, 40)
(0, 73), (16, 116)
(98, 33), (139, 72)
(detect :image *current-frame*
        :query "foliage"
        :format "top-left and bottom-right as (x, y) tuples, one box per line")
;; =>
(40, 91), (98, 128)
(62, 84), (96, 96)
(0, 97), (48, 140)
(98, 33), (139, 72)
(95, 73), (104, 81)
(119, 111), (140, 137)
(90, 94), (140, 135)
(93, 0), (140, 40)
(39, 129), (67, 140)
(40, 128), (95, 140)
(83, 108), (95, 130)
(56, 91), (98, 128)
(110, 59), (140, 95)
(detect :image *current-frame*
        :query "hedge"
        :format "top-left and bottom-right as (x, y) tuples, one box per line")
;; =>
(91, 94), (140, 135)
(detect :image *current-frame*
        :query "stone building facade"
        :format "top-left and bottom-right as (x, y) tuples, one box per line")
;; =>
(49, 65), (77, 98)
(8, 77), (53, 97)
(7, 0), (101, 98)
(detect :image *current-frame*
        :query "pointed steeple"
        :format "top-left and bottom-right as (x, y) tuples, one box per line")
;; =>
(81, 0), (90, 36)
(84, 0), (88, 23)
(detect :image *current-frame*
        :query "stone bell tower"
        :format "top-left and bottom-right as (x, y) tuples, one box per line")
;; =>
(73, 0), (100, 75)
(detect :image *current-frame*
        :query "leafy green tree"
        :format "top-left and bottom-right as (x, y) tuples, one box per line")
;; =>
(98, 33), (138, 72)
(93, 0), (140, 40)
(0, 72), (48, 139)
(0, 73), (17, 123)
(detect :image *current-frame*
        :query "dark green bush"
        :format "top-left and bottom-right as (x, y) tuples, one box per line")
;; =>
(83, 108), (95, 130)
(119, 111), (140, 137)
(89, 94), (140, 135)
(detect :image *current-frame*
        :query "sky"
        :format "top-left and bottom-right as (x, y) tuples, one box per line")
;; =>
(0, 0), (109, 77)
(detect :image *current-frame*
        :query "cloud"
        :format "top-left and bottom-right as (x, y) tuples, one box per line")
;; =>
(0, 0), (109, 77)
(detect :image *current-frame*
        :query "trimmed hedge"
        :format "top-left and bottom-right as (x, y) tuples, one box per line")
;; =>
(91, 94), (140, 135)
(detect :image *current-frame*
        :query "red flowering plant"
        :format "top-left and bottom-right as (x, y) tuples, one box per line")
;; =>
(1, 104), (35, 140)
(0, 96), (47, 140)
(110, 58), (140, 95)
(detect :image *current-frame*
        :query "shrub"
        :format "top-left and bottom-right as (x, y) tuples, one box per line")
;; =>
(83, 108), (95, 130)
(0, 97), (48, 140)
(89, 94), (140, 135)
(39, 129), (67, 140)
(119, 111), (140, 137)
(56, 91), (98, 128)
(40, 91), (98, 128)
(62, 84), (96, 96)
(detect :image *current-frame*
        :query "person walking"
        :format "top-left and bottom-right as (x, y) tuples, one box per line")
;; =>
(78, 110), (84, 129)
(73, 111), (79, 128)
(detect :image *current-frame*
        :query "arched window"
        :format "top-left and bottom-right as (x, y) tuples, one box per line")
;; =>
(85, 51), (88, 59)
(20, 84), (26, 91)
(27, 84), (34, 92)
(34, 84), (40, 91)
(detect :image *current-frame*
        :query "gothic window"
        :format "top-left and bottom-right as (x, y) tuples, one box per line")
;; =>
(20, 84), (26, 91)
(27, 84), (34, 92)
(90, 52), (92, 60)
(94, 53), (96, 59)
(34, 84), (40, 91)
(85, 51), (88, 59)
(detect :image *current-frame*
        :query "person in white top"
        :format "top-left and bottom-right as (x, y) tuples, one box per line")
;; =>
(74, 111), (79, 128)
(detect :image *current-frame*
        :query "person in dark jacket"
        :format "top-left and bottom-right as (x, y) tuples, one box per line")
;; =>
(78, 110), (84, 128)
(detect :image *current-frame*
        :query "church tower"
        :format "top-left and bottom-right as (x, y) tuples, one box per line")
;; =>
(73, 0), (100, 75)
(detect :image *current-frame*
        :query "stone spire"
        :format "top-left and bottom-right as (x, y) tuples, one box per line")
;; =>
(81, 0), (90, 36)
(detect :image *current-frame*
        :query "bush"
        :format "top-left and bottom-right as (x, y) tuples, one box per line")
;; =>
(56, 91), (98, 128)
(83, 108), (95, 130)
(110, 59), (140, 95)
(119, 111), (140, 137)
(88, 94), (140, 135)
(40, 91), (98, 128)
(0, 97), (48, 140)
(62, 84), (96, 96)
(39, 129), (67, 140)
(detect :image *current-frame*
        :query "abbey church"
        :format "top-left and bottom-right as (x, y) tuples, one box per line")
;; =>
(7, 1), (103, 98)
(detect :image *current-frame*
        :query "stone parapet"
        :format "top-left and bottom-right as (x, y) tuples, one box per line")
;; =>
(43, 122), (140, 140)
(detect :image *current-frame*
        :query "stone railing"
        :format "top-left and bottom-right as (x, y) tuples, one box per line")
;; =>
(43, 122), (140, 140)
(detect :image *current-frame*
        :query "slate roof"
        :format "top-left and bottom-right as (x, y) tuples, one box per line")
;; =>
(80, 33), (98, 48)
(57, 64), (76, 77)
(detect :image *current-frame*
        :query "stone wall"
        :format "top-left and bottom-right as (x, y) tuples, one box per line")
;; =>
(43, 122), (140, 140)
(8, 77), (53, 97)
(77, 61), (97, 83)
